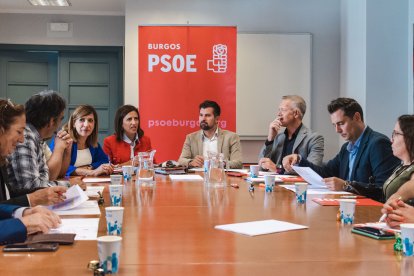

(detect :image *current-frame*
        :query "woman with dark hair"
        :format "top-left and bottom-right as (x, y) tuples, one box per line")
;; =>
(0, 99), (61, 244)
(51, 105), (112, 176)
(103, 105), (153, 165)
(382, 115), (414, 201)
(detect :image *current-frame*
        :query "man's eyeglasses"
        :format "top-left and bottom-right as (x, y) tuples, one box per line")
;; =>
(278, 108), (293, 114)
(391, 130), (404, 139)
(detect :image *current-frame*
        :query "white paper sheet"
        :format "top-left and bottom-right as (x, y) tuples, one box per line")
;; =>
(188, 168), (204, 172)
(280, 184), (351, 195)
(258, 171), (278, 176)
(245, 176), (283, 183)
(48, 185), (88, 211)
(215, 219), (308, 236)
(189, 168), (249, 174)
(82, 177), (111, 183)
(85, 186), (105, 197)
(292, 166), (327, 188)
(49, 218), (100, 240)
(53, 200), (101, 216)
(169, 174), (204, 181)
(113, 167), (123, 174)
(226, 169), (249, 173)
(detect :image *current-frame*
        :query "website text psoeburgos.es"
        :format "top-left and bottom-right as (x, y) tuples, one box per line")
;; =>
(147, 119), (227, 129)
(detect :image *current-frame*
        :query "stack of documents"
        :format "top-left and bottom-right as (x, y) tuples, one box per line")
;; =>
(84, 186), (105, 197)
(50, 218), (100, 240)
(48, 185), (101, 215)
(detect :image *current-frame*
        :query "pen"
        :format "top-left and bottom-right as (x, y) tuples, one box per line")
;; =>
(378, 213), (387, 223)
(379, 196), (403, 222)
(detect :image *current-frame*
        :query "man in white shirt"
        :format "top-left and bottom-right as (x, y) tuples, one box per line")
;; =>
(178, 100), (243, 169)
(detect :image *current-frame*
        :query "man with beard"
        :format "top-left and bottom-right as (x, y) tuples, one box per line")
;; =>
(283, 97), (400, 202)
(7, 90), (72, 196)
(259, 95), (324, 173)
(178, 100), (243, 169)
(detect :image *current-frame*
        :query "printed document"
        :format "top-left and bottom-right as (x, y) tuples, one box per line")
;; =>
(48, 185), (88, 211)
(50, 218), (100, 240)
(292, 166), (327, 188)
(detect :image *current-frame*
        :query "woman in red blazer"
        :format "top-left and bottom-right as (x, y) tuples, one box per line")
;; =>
(103, 105), (153, 165)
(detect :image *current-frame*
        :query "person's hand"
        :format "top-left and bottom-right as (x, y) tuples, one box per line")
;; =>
(385, 200), (414, 228)
(189, 155), (204, 168)
(259, 158), (276, 172)
(323, 177), (346, 191)
(54, 130), (73, 151)
(282, 154), (300, 173)
(27, 186), (67, 206)
(23, 206), (61, 221)
(93, 163), (114, 176)
(267, 118), (282, 141)
(382, 194), (404, 215)
(20, 208), (61, 234)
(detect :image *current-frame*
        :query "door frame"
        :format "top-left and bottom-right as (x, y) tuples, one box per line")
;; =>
(0, 44), (124, 104)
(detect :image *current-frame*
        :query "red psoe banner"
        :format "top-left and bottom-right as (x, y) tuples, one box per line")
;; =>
(139, 26), (237, 162)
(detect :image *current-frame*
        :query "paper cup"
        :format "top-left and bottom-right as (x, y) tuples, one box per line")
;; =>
(109, 185), (123, 206)
(339, 199), (356, 224)
(97, 235), (122, 274)
(295, 183), (308, 204)
(400, 223), (414, 256)
(110, 174), (122, 185)
(264, 175), (275, 192)
(105, 206), (124, 235)
(122, 166), (134, 184)
(250, 165), (259, 178)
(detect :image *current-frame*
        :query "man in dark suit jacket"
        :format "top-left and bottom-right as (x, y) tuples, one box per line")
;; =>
(283, 98), (400, 202)
(0, 166), (67, 207)
(0, 204), (61, 244)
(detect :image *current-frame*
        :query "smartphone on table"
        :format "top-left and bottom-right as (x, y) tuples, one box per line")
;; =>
(352, 226), (395, 240)
(3, 242), (59, 252)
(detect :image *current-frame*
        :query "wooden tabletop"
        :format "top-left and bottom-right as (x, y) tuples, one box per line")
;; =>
(0, 174), (408, 276)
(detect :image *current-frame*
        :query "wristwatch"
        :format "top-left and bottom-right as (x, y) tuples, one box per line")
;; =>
(342, 180), (355, 192)
(296, 154), (302, 164)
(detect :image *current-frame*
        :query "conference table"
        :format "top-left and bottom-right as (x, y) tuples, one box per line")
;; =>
(0, 173), (411, 275)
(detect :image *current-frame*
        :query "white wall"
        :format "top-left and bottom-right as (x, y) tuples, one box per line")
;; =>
(0, 13), (124, 46)
(125, 0), (341, 162)
(340, 0), (413, 141)
(340, 0), (366, 106)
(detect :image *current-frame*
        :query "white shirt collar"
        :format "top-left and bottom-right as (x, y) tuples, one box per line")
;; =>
(201, 127), (219, 141)
(123, 133), (139, 145)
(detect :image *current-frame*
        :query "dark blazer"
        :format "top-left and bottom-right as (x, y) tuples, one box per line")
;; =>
(50, 139), (109, 176)
(0, 166), (30, 207)
(300, 126), (400, 202)
(0, 204), (27, 244)
(259, 124), (324, 167)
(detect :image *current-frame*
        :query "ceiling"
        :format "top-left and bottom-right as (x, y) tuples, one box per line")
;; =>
(0, 0), (125, 16)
